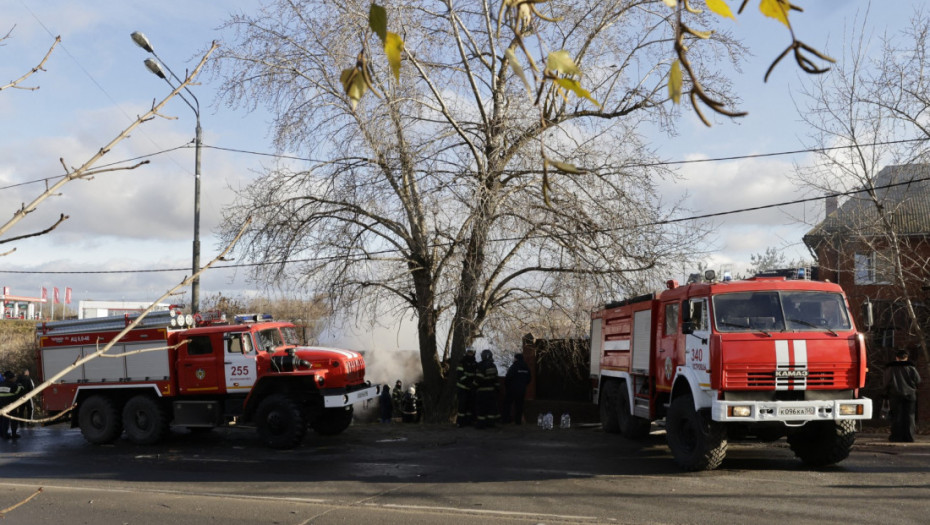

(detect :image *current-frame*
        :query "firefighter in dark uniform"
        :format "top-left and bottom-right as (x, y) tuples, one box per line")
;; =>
(391, 380), (404, 418)
(456, 347), (478, 427)
(475, 349), (500, 429)
(0, 371), (24, 439)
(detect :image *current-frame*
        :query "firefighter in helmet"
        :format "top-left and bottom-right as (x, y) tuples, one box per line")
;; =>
(391, 379), (404, 418)
(455, 347), (478, 427)
(401, 386), (420, 423)
(474, 349), (500, 428)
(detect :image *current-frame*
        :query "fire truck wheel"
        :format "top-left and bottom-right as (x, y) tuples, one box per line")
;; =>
(599, 380), (621, 434)
(78, 395), (123, 445)
(312, 406), (354, 436)
(618, 386), (651, 440)
(255, 394), (307, 449)
(122, 395), (170, 445)
(666, 394), (727, 471)
(787, 420), (856, 466)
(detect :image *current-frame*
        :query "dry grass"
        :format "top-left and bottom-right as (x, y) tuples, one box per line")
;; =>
(0, 320), (37, 375)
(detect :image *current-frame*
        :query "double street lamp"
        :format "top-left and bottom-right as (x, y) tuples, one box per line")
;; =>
(131, 31), (202, 314)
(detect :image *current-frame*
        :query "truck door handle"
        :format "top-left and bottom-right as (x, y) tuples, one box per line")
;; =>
(224, 361), (232, 365)
(184, 364), (193, 367)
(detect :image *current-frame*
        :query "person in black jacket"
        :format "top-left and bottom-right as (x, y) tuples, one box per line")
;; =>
(502, 353), (532, 424)
(883, 350), (922, 442)
(0, 371), (24, 439)
(378, 384), (393, 423)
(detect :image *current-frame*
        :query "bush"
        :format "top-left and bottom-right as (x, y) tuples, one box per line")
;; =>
(0, 320), (37, 375)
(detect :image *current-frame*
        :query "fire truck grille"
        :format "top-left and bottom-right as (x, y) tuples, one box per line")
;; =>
(724, 368), (838, 389)
(345, 357), (365, 382)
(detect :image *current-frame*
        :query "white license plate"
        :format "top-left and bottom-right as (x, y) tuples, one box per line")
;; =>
(778, 406), (816, 417)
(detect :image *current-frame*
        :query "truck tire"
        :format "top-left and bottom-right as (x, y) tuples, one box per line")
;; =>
(600, 380), (621, 434)
(666, 394), (727, 471)
(312, 406), (354, 436)
(787, 420), (856, 467)
(618, 386), (651, 439)
(78, 395), (123, 444)
(122, 395), (169, 445)
(255, 394), (306, 449)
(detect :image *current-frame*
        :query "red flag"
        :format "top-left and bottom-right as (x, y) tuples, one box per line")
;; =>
(65, 287), (72, 304)
(54, 287), (60, 304)
(41, 287), (47, 300)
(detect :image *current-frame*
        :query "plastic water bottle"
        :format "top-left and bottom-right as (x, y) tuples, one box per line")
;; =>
(560, 413), (571, 429)
(537, 413), (544, 428)
(543, 412), (553, 430)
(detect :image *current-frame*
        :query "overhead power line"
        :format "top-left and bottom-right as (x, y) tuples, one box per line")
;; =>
(4, 173), (927, 276)
(5, 137), (926, 193)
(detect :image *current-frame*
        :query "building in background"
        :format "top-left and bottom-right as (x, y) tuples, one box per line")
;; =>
(78, 300), (171, 319)
(1, 286), (46, 319)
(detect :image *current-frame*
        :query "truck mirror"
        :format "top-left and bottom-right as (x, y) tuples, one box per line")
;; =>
(861, 301), (873, 330)
(681, 300), (693, 323)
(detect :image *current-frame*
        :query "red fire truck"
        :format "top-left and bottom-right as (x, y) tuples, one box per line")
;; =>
(36, 310), (378, 449)
(590, 271), (873, 470)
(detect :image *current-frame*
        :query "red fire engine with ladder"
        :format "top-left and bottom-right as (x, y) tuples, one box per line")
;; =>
(36, 309), (378, 449)
(590, 270), (873, 470)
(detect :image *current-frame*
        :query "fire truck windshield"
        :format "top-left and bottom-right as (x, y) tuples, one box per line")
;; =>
(712, 291), (851, 333)
(281, 326), (301, 345)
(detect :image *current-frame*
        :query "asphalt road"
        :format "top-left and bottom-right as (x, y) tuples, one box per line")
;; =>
(0, 418), (928, 525)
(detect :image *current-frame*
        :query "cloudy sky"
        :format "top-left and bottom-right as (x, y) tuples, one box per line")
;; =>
(0, 1), (920, 343)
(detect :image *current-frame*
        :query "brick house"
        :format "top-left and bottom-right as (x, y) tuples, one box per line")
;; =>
(803, 164), (930, 424)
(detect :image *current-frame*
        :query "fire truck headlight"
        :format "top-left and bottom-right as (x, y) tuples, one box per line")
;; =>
(728, 406), (752, 418)
(839, 404), (863, 416)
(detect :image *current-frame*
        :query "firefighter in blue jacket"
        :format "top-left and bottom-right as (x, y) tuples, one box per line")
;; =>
(475, 349), (500, 428)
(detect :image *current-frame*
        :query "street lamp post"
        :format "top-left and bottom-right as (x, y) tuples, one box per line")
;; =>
(132, 31), (202, 314)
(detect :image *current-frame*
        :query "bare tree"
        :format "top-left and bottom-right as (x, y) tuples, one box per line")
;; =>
(797, 11), (930, 380)
(0, 28), (58, 94)
(212, 0), (732, 420)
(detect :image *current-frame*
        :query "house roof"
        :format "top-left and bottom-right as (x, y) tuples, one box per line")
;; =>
(804, 164), (930, 245)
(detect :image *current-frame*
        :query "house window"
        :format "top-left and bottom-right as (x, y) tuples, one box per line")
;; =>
(854, 251), (892, 285)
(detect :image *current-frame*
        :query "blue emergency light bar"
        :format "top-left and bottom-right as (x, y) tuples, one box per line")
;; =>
(234, 313), (274, 323)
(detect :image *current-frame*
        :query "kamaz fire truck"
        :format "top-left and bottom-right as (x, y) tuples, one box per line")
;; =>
(590, 271), (873, 470)
(36, 310), (378, 449)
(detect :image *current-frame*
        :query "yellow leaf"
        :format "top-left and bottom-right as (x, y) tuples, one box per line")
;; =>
(546, 50), (580, 77)
(506, 48), (533, 95)
(663, 0), (677, 6)
(384, 32), (404, 81)
(340, 67), (368, 109)
(705, 0), (735, 20)
(669, 59), (682, 104)
(554, 78), (600, 107)
(546, 159), (583, 174)
(759, 0), (789, 27)
(369, 4), (388, 42)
